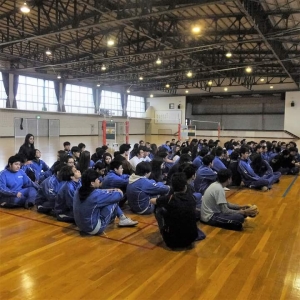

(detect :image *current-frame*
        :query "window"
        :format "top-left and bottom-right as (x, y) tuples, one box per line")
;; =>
(65, 84), (94, 114)
(17, 76), (57, 111)
(127, 95), (145, 118)
(0, 73), (6, 108)
(100, 90), (122, 116)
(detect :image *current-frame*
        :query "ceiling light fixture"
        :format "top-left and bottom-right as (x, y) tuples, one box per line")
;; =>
(20, 2), (30, 13)
(57, 74), (61, 79)
(260, 78), (265, 82)
(107, 39), (115, 46)
(165, 84), (170, 88)
(208, 80), (213, 85)
(187, 71), (192, 77)
(156, 58), (162, 65)
(45, 48), (52, 56)
(270, 85), (274, 89)
(245, 66), (252, 73)
(96, 82), (101, 87)
(126, 89), (130, 93)
(224, 87), (228, 91)
(192, 26), (201, 34)
(139, 76), (144, 80)
(225, 51), (232, 58)
(150, 94), (153, 98)
(101, 65), (106, 71)
(185, 90), (189, 93)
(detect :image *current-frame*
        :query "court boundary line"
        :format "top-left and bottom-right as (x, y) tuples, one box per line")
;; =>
(282, 175), (298, 198)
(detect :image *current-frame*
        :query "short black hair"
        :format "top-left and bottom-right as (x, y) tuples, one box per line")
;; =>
(63, 141), (70, 146)
(94, 162), (105, 170)
(181, 147), (190, 154)
(110, 160), (122, 171)
(71, 146), (80, 153)
(58, 165), (74, 181)
(101, 145), (108, 151)
(135, 161), (152, 176)
(215, 146), (223, 157)
(202, 155), (214, 166)
(179, 153), (191, 164)
(181, 164), (196, 180)
(8, 155), (21, 165)
(119, 144), (131, 154)
(78, 143), (86, 150)
(239, 146), (250, 155)
(199, 148), (209, 157)
(217, 169), (232, 183)
(171, 173), (187, 192)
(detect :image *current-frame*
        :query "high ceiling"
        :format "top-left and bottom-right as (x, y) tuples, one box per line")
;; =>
(0, 0), (299, 97)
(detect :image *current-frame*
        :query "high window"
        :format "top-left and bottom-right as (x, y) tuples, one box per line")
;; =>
(127, 95), (145, 118)
(17, 76), (57, 111)
(100, 90), (122, 116)
(65, 84), (94, 114)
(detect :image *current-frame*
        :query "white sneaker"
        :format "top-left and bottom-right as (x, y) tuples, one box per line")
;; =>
(118, 217), (138, 227)
(224, 187), (230, 191)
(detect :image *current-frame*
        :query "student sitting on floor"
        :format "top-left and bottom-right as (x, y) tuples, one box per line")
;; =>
(192, 148), (209, 170)
(150, 172), (206, 250)
(194, 155), (217, 195)
(54, 165), (81, 223)
(73, 169), (138, 235)
(63, 141), (71, 155)
(0, 155), (39, 208)
(212, 146), (228, 172)
(127, 162), (170, 215)
(93, 162), (106, 186)
(201, 169), (258, 231)
(238, 147), (280, 191)
(31, 149), (50, 183)
(76, 150), (94, 174)
(35, 164), (64, 214)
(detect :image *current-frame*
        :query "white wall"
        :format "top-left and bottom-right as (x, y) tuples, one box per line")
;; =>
(146, 96), (186, 134)
(284, 91), (300, 138)
(0, 109), (146, 137)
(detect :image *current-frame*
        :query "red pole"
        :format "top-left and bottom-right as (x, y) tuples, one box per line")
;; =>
(102, 120), (107, 146)
(125, 120), (129, 144)
(218, 122), (221, 140)
(178, 123), (181, 140)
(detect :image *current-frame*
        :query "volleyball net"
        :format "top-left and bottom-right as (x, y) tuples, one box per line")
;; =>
(188, 120), (221, 139)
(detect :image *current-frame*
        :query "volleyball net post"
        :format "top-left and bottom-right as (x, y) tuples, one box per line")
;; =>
(125, 120), (129, 144)
(178, 123), (181, 140)
(102, 120), (107, 145)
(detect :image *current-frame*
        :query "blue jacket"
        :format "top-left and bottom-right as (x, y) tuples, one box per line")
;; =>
(35, 175), (65, 207)
(0, 168), (38, 197)
(212, 157), (227, 172)
(238, 159), (261, 186)
(31, 159), (50, 181)
(55, 180), (81, 215)
(101, 171), (129, 190)
(193, 156), (203, 169)
(73, 188), (123, 234)
(194, 166), (217, 194)
(126, 174), (170, 213)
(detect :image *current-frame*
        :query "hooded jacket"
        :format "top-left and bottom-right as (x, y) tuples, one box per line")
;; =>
(127, 174), (170, 214)
(194, 166), (217, 195)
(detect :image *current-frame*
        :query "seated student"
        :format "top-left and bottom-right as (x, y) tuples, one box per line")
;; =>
(166, 153), (191, 185)
(101, 160), (129, 193)
(93, 162), (106, 186)
(55, 166), (81, 223)
(180, 164), (202, 218)
(227, 151), (242, 187)
(149, 157), (165, 183)
(35, 165), (64, 214)
(150, 173), (206, 250)
(91, 147), (105, 163)
(201, 169), (258, 231)
(78, 143), (86, 153)
(194, 155), (217, 195)
(193, 148), (209, 170)
(143, 147), (152, 162)
(250, 145), (263, 162)
(0, 155), (38, 208)
(76, 150), (94, 173)
(71, 146), (81, 164)
(161, 141), (171, 153)
(31, 149), (50, 183)
(251, 155), (281, 182)
(127, 162), (170, 214)
(238, 147), (279, 191)
(129, 147), (145, 172)
(114, 144), (133, 175)
(277, 147), (300, 175)
(212, 146), (227, 172)
(73, 169), (138, 235)
(103, 153), (112, 175)
(63, 141), (71, 155)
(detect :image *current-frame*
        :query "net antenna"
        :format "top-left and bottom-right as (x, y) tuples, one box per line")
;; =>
(190, 120), (221, 140)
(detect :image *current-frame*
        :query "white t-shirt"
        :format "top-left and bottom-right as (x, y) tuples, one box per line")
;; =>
(129, 156), (144, 171)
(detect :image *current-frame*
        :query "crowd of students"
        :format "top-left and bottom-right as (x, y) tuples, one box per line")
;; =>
(0, 134), (299, 250)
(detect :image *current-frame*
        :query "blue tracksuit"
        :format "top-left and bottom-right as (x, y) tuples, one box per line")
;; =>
(126, 175), (170, 214)
(0, 168), (38, 207)
(55, 180), (81, 221)
(212, 157), (227, 172)
(35, 175), (65, 211)
(193, 156), (203, 169)
(194, 166), (217, 195)
(31, 159), (50, 182)
(101, 171), (129, 191)
(73, 188), (123, 234)
(238, 159), (279, 189)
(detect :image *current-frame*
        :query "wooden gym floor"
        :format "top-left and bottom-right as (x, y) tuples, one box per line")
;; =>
(0, 136), (299, 300)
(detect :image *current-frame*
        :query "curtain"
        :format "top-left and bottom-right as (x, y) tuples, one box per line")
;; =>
(54, 81), (61, 111)
(61, 81), (66, 112)
(1, 72), (10, 108)
(92, 88), (98, 113)
(12, 74), (19, 108)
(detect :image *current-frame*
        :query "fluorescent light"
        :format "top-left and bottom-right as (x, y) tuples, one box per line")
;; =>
(260, 78), (265, 82)
(45, 49), (52, 55)
(225, 52), (232, 58)
(139, 76), (144, 80)
(165, 84), (170, 88)
(20, 2), (30, 13)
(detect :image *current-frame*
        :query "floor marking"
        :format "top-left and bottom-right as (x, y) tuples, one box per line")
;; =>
(282, 175), (298, 198)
